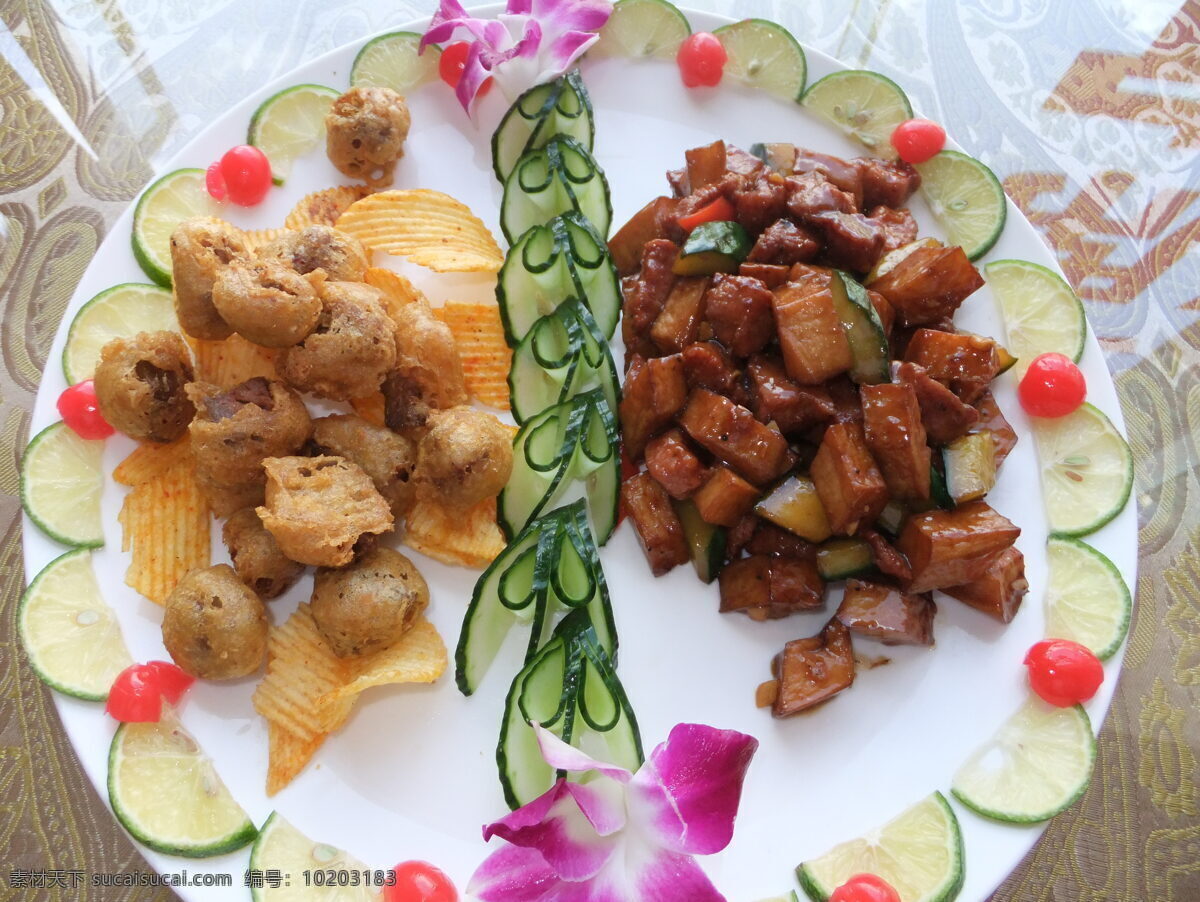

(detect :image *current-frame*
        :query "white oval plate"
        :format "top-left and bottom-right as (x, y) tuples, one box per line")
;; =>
(23, 7), (1137, 901)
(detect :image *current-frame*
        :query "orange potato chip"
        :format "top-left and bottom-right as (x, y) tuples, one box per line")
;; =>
(336, 189), (503, 273)
(240, 227), (288, 252)
(349, 393), (387, 428)
(113, 437), (191, 487)
(191, 334), (277, 388)
(404, 496), (506, 569)
(436, 302), (511, 410)
(267, 722), (327, 797)
(320, 618), (446, 705)
(363, 266), (429, 321)
(118, 458), (210, 605)
(286, 185), (372, 230)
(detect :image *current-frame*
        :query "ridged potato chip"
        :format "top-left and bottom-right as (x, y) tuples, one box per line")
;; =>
(113, 437), (192, 487)
(435, 302), (511, 410)
(191, 334), (278, 388)
(286, 185), (372, 230)
(266, 722), (327, 797)
(118, 457), (210, 605)
(336, 189), (503, 273)
(364, 267), (429, 322)
(320, 619), (446, 706)
(404, 496), (507, 568)
(240, 227), (288, 252)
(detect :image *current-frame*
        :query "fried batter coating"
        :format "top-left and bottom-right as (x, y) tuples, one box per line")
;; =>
(211, 259), (323, 348)
(382, 302), (468, 431)
(415, 406), (514, 511)
(278, 281), (396, 401)
(311, 414), (417, 518)
(310, 546), (429, 658)
(170, 217), (247, 340)
(258, 225), (369, 283)
(325, 86), (411, 188)
(256, 455), (394, 567)
(162, 564), (268, 680)
(187, 378), (312, 515)
(94, 331), (195, 443)
(222, 507), (305, 599)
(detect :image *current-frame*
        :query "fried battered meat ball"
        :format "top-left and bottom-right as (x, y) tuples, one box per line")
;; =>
(162, 564), (268, 680)
(382, 302), (468, 431)
(310, 546), (429, 658)
(222, 507), (305, 600)
(94, 331), (195, 443)
(415, 406), (514, 511)
(258, 225), (369, 283)
(278, 281), (396, 401)
(311, 414), (417, 518)
(170, 217), (247, 340)
(325, 86), (411, 188)
(256, 455), (394, 567)
(211, 259), (323, 348)
(187, 378), (312, 516)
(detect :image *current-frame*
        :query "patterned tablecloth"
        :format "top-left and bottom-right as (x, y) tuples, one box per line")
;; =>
(2, 0), (1197, 899)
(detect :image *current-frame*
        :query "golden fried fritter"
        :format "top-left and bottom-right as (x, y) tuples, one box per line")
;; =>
(311, 414), (417, 518)
(310, 546), (428, 658)
(222, 507), (305, 599)
(94, 331), (195, 443)
(258, 225), (369, 283)
(382, 301), (468, 431)
(325, 86), (411, 188)
(211, 259), (323, 348)
(169, 217), (246, 340)
(414, 406), (514, 511)
(161, 564), (268, 680)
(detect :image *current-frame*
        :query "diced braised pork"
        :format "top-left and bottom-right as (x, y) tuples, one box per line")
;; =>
(681, 341), (739, 397)
(860, 528), (913, 582)
(692, 466), (760, 526)
(904, 329), (1002, 404)
(739, 262), (792, 288)
(860, 381), (931, 501)
(678, 388), (796, 486)
(746, 220), (821, 266)
(856, 157), (921, 208)
(771, 618), (855, 717)
(621, 472), (690, 576)
(747, 354), (836, 435)
(836, 578), (935, 646)
(972, 390), (1018, 467)
(868, 244), (984, 325)
(793, 148), (865, 208)
(771, 275), (854, 385)
(704, 274), (775, 356)
(732, 173), (789, 234)
(942, 546), (1028, 623)
(810, 422), (889, 535)
(650, 276), (710, 354)
(619, 354), (689, 458)
(807, 212), (887, 274)
(719, 555), (824, 620)
(866, 206), (919, 254)
(785, 171), (857, 221)
(896, 501), (1020, 593)
(894, 361), (981, 445)
(644, 428), (708, 499)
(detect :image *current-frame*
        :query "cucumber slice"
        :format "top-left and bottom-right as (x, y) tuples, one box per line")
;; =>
(797, 791), (964, 902)
(751, 141), (798, 175)
(62, 282), (178, 384)
(350, 31), (440, 94)
(816, 538), (873, 581)
(591, 0), (691, 59)
(951, 698), (1095, 823)
(675, 499), (726, 583)
(249, 812), (380, 901)
(756, 475), (832, 543)
(21, 422), (105, 548)
(18, 549), (132, 701)
(509, 297), (620, 423)
(497, 211), (621, 342)
(108, 715), (256, 857)
(714, 19), (807, 100)
(675, 220), (751, 276)
(943, 431), (997, 504)
(1032, 402), (1133, 538)
(916, 150), (1007, 261)
(1045, 537), (1132, 661)
(492, 71), (594, 183)
(500, 136), (612, 244)
(800, 70), (913, 158)
(831, 271), (889, 384)
(248, 83), (339, 185)
(985, 259), (1086, 367)
(131, 168), (218, 287)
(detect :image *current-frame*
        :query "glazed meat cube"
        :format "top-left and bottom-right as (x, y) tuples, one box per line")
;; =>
(686, 139), (729, 191)
(747, 355), (836, 435)
(746, 220), (821, 266)
(622, 239), (679, 342)
(681, 341), (739, 396)
(896, 501), (1020, 593)
(807, 212), (887, 274)
(644, 428), (709, 499)
(620, 354), (688, 458)
(771, 276), (854, 384)
(771, 618), (855, 717)
(860, 528), (913, 582)
(942, 546), (1028, 623)
(785, 171), (857, 221)
(610, 196), (677, 274)
(860, 382), (931, 502)
(732, 173), (789, 234)
(810, 423), (889, 535)
(825, 376), (865, 426)
(739, 262), (792, 288)
(836, 579), (935, 646)
(726, 144), (767, 176)
(866, 206), (919, 254)
(856, 157), (922, 208)
(793, 148), (865, 207)
(893, 362), (981, 445)
(719, 555), (824, 620)
(621, 472), (689, 576)
(651, 275), (710, 353)
(704, 274), (775, 356)
(678, 388), (796, 485)
(868, 244), (984, 326)
(904, 329), (1002, 404)
(692, 465), (760, 526)
(972, 390), (1018, 467)
(745, 522), (818, 559)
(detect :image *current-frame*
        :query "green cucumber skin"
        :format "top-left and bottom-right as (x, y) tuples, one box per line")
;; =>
(832, 271), (890, 385)
(492, 70), (595, 183)
(500, 136), (613, 244)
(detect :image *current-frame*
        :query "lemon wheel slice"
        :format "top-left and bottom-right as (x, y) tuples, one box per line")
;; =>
(62, 282), (178, 384)
(714, 19), (807, 100)
(20, 422), (105, 548)
(248, 84), (340, 185)
(916, 150), (1007, 261)
(800, 70), (912, 158)
(1045, 537), (1132, 660)
(131, 168), (218, 287)
(986, 259), (1086, 369)
(592, 0), (691, 59)
(249, 811), (381, 901)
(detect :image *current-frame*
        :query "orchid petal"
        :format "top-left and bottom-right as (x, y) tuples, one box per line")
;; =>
(420, 0), (491, 50)
(542, 30), (599, 74)
(469, 842), (562, 902)
(456, 40), (493, 110)
(533, 724), (633, 783)
(563, 779), (627, 837)
(531, 0), (613, 35)
(628, 723), (759, 855)
(623, 847), (727, 902)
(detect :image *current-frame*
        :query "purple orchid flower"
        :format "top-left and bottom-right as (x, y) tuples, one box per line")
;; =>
(420, 0), (613, 111)
(470, 723), (759, 901)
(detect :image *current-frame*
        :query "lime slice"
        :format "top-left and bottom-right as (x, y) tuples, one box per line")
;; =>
(985, 259), (1086, 369)
(108, 715), (256, 858)
(591, 0), (691, 59)
(132, 168), (218, 287)
(800, 70), (912, 158)
(952, 698), (1095, 823)
(916, 150), (1007, 261)
(62, 283), (178, 384)
(18, 549), (132, 701)
(1033, 403), (1133, 538)
(714, 19), (807, 100)
(1045, 537), (1132, 660)
(249, 812), (382, 901)
(21, 422), (104, 548)
(249, 84), (340, 185)
(351, 31), (440, 94)
(797, 792), (964, 902)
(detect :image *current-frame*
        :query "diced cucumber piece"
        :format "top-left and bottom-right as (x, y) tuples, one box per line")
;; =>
(816, 538), (873, 580)
(943, 430), (997, 504)
(865, 237), (942, 285)
(756, 474), (832, 542)
(501, 136), (612, 244)
(929, 461), (955, 510)
(674, 499), (727, 583)
(493, 71), (595, 183)
(750, 141), (797, 175)
(876, 500), (906, 536)
(674, 220), (751, 276)
(831, 270), (889, 384)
